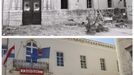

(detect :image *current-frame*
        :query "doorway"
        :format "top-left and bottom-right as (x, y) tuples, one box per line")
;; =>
(22, 0), (41, 25)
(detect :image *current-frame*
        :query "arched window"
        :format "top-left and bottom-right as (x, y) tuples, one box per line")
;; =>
(26, 40), (38, 63)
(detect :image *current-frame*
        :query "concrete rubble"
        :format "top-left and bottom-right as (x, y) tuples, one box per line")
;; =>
(2, 9), (132, 36)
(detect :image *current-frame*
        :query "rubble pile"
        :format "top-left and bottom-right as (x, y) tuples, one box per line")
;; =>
(84, 8), (130, 35)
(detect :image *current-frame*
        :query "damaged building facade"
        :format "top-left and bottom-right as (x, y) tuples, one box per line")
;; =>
(126, 0), (132, 23)
(2, 0), (127, 26)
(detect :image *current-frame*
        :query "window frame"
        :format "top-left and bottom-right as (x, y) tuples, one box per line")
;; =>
(100, 58), (106, 71)
(56, 52), (64, 67)
(80, 55), (87, 69)
(107, 0), (112, 8)
(26, 40), (38, 63)
(87, 0), (92, 8)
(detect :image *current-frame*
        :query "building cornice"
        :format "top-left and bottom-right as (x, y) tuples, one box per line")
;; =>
(66, 38), (115, 49)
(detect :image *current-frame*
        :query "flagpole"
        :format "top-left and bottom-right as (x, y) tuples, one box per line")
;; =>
(4, 64), (7, 75)
(4, 38), (9, 75)
(5, 38), (9, 75)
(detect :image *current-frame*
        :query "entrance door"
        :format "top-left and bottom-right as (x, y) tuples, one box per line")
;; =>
(23, 0), (41, 25)
(61, 0), (68, 9)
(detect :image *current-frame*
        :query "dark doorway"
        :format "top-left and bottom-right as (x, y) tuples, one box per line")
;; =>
(107, 0), (112, 8)
(23, 0), (41, 25)
(61, 0), (68, 9)
(124, 0), (126, 7)
(87, 0), (92, 8)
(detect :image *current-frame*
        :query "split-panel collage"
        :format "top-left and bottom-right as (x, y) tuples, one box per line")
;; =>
(1, 0), (133, 75)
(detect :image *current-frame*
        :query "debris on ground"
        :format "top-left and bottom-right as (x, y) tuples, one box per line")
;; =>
(2, 8), (132, 36)
(2, 23), (132, 36)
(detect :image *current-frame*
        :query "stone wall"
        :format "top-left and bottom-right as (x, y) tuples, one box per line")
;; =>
(42, 9), (95, 25)
(3, 8), (126, 26)
(9, 10), (22, 26)
(2, 0), (22, 26)
(42, 9), (117, 25)
(116, 38), (132, 75)
(126, 0), (132, 23)
(3, 10), (22, 26)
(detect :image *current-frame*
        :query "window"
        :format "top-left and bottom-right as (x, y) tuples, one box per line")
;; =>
(26, 40), (38, 63)
(107, 0), (112, 8)
(61, 0), (68, 9)
(80, 56), (87, 69)
(57, 52), (64, 66)
(24, 1), (30, 11)
(2, 45), (15, 58)
(124, 0), (126, 7)
(87, 0), (92, 8)
(100, 58), (106, 71)
(34, 2), (40, 11)
(26, 56), (32, 62)
(2, 45), (7, 56)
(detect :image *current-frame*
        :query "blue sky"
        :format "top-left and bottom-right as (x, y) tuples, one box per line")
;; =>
(89, 38), (115, 45)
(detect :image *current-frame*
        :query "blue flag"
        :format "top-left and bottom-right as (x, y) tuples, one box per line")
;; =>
(38, 47), (50, 59)
(32, 48), (38, 63)
(26, 47), (50, 63)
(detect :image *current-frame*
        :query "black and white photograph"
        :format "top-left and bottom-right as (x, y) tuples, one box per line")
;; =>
(2, 0), (132, 36)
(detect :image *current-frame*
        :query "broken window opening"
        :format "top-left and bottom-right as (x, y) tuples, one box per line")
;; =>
(61, 0), (68, 9)
(108, 0), (112, 8)
(87, 0), (92, 8)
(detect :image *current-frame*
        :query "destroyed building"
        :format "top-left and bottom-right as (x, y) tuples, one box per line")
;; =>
(2, 0), (128, 26)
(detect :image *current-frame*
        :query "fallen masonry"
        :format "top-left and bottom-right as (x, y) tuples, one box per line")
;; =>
(2, 8), (132, 36)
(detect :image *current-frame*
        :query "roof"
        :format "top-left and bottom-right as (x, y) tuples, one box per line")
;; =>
(66, 38), (115, 49)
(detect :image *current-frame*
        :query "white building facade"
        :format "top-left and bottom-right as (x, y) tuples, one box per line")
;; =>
(2, 38), (120, 75)
(116, 38), (132, 75)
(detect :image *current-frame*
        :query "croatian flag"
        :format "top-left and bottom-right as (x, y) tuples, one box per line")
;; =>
(3, 45), (15, 65)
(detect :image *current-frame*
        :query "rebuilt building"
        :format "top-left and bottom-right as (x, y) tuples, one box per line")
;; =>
(2, 38), (119, 75)
(2, 0), (127, 26)
(116, 38), (132, 75)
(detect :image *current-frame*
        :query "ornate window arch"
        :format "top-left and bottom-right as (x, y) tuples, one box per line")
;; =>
(26, 39), (38, 63)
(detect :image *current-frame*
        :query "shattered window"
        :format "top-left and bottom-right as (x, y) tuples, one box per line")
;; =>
(34, 2), (40, 11)
(24, 2), (30, 11)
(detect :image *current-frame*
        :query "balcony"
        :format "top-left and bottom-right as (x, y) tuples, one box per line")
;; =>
(13, 59), (49, 71)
